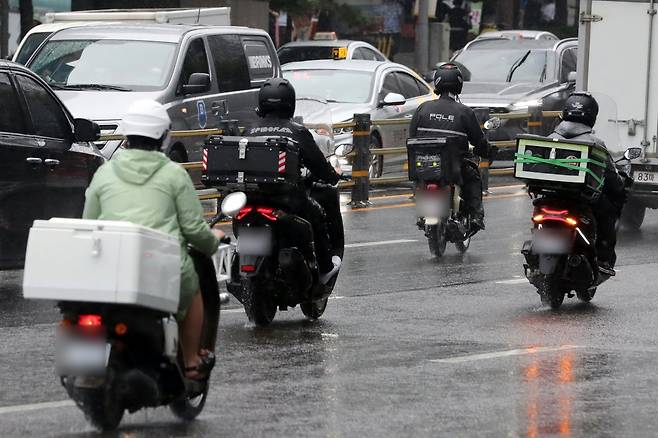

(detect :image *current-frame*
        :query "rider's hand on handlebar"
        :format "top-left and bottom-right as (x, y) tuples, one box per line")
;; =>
(339, 174), (352, 181)
(212, 229), (226, 239)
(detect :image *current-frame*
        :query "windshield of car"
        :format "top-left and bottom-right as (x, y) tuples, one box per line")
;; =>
(14, 32), (52, 65)
(278, 46), (337, 64)
(29, 39), (178, 91)
(283, 69), (374, 104)
(453, 49), (555, 83)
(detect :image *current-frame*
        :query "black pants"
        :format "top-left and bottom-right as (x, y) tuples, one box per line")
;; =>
(290, 194), (334, 274)
(461, 160), (484, 219)
(592, 191), (622, 266)
(310, 184), (344, 257)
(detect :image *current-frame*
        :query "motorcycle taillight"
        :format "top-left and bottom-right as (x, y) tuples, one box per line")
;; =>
(256, 207), (278, 221)
(533, 208), (578, 227)
(236, 206), (253, 220)
(78, 314), (102, 327)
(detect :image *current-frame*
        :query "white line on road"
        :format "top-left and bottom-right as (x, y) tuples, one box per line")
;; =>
(345, 239), (417, 248)
(0, 400), (74, 415)
(430, 345), (582, 364)
(495, 278), (528, 285)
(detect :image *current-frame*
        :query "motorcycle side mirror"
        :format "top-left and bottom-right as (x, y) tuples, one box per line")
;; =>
(221, 192), (247, 217)
(483, 117), (501, 130)
(624, 147), (642, 161)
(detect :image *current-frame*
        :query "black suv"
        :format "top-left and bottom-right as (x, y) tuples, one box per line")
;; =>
(431, 38), (578, 154)
(0, 61), (103, 269)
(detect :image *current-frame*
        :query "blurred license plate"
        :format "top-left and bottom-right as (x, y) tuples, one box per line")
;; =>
(237, 228), (272, 256)
(532, 230), (572, 254)
(56, 339), (110, 375)
(633, 171), (658, 184)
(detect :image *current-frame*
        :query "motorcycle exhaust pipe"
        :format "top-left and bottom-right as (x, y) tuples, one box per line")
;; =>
(278, 248), (313, 293)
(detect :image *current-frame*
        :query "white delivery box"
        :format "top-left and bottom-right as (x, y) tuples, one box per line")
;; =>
(23, 218), (181, 313)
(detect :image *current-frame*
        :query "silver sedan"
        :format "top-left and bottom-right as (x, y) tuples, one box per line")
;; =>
(283, 60), (437, 177)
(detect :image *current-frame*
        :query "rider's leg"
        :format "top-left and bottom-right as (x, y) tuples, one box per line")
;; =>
(461, 160), (485, 229)
(180, 290), (204, 375)
(592, 193), (619, 268)
(310, 184), (344, 254)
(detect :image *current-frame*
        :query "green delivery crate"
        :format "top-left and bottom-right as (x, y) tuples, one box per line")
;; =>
(514, 134), (608, 201)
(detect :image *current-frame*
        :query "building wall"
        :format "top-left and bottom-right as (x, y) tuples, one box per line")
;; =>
(180, 0), (268, 29)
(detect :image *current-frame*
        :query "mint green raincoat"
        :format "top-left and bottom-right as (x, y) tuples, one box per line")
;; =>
(83, 149), (219, 320)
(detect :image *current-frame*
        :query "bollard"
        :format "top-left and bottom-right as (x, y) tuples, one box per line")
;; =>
(528, 106), (543, 135)
(349, 113), (372, 208)
(473, 107), (491, 195)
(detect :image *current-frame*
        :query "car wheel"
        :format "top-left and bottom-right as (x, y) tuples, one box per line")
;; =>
(369, 134), (383, 179)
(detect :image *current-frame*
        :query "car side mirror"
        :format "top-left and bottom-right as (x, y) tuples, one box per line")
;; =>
(182, 72), (211, 95)
(567, 71), (577, 83)
(624, 147), (642, 160)
(73, 118), (100, 142)
(379, 92), (406, 108)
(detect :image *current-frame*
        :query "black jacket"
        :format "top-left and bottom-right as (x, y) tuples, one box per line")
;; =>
(245, 114), (341, 185)
(409, 94), (490, 158)
(550, 120), (625, 200)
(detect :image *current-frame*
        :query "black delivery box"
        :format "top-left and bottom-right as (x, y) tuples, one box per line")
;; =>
(514, 134), (608, 201)
(201, 135), (301, 187)
(407, 136), (466, 184)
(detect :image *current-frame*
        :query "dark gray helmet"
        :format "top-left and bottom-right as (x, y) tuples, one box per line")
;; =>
(562, 92), (599, 127)
(258, 78), (296, 119)
(433, 63), (464, 94)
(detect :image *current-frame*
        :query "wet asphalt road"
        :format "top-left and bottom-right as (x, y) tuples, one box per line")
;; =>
(3, 184), (658, 437)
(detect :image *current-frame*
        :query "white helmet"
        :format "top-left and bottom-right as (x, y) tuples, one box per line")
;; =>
(121, 100), (171, 140)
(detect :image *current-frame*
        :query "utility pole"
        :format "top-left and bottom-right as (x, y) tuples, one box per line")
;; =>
(0, 0), (8, 59)
(415, 0), (429, 73)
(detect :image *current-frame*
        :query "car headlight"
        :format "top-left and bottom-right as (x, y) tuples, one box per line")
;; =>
(314, 127), (332, 137)
(512, 99), (543, 111)
(333, 127), (353, 135)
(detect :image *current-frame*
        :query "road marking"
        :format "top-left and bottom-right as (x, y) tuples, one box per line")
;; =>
(348, 192), (527, 213)
(495, 278), (528, 285)
(345, 239), (417, 248)
(430, 345), (581, 364)
(328, 296), (345, 300)
(0, 400), (74, 415)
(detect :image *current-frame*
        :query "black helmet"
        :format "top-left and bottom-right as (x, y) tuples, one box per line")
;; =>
(562, 92), (599, 127)
(433, 63), (464, 95)
(258, 78), (296, 118)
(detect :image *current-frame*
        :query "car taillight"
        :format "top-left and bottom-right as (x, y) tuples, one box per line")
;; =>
(256, 207), (278, 221)
(236, 206), (253, 220)
(78, 314), (102, 327)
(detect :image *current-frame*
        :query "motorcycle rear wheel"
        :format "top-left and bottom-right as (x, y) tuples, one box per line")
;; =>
(74, 386), (124, 431)
(300, 298), (329, 320)
(427, 223), (447, 257)
(242, 278), (277, 326)
(538, 276), (565, 309)
(170, 386), (208, 421)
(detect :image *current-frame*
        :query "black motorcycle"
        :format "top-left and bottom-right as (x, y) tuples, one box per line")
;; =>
(518, 144), (639, 308)
(202, 135), (344, 326)
(409, 118), (499, 257)
(54, 248), (222, 430)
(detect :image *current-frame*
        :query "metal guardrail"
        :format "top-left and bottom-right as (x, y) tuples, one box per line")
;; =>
(103, 109), (556, 205)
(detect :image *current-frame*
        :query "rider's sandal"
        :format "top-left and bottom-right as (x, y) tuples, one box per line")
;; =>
(185, 351), (216, 381)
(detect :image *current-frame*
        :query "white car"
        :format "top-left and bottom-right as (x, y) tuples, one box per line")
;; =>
(283, 60), (436, 177)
